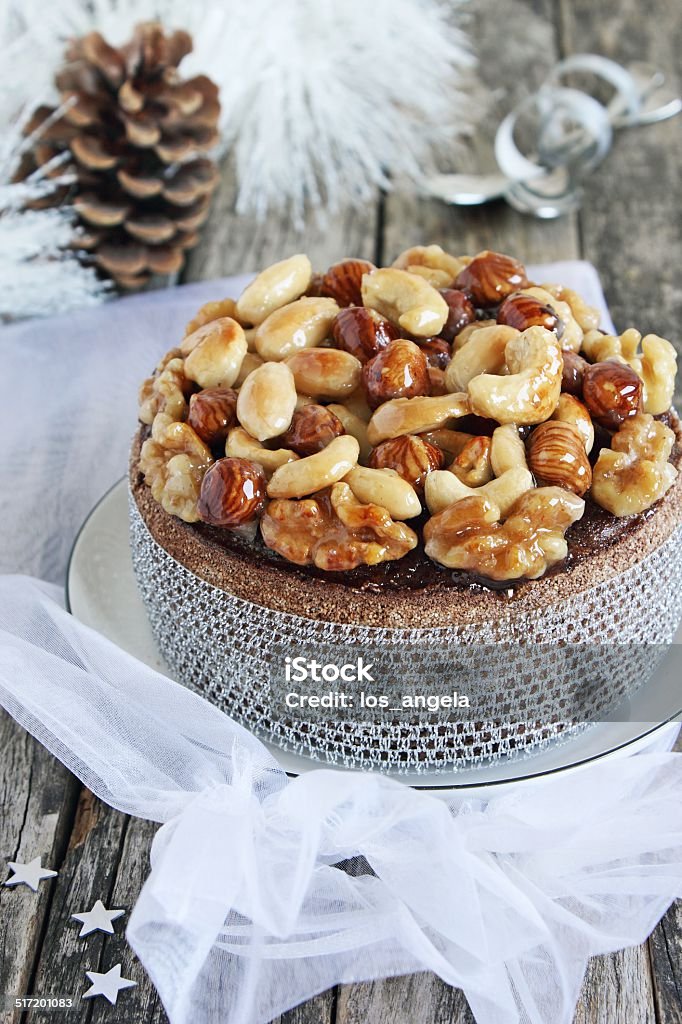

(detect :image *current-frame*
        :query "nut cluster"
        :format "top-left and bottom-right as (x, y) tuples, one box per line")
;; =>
(138, 246), (679, 584)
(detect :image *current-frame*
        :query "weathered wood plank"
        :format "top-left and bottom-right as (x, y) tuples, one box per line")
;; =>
(650, 900), (682, 1024)
(573, 946), (657, 1024)
(0, 717), (80, 1024)
(183, 157), (380, 282)
(336, 973), (474, 1024)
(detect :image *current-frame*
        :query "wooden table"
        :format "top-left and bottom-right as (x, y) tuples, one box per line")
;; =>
(2, 0), (681, 1020)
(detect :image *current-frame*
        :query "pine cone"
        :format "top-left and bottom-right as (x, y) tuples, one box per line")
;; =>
(19, 21), (220, 290)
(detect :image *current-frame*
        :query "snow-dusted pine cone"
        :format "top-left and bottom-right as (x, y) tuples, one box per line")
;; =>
(18, 21), (220, 290)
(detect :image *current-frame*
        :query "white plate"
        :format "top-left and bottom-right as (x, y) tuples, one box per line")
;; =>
(66, 480), (682, 794)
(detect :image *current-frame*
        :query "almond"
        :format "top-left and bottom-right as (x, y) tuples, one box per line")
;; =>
(187, 387), (238, 448)
(497, 292), (562, 336)
(418, 336), (451, 369)
(439, 288), (477, 342)
(332, 306), (400, 363)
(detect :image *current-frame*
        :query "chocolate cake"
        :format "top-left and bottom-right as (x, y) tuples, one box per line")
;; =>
(129, 247), (682, 770)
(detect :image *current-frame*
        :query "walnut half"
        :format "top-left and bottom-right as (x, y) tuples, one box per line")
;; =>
(424, 487), (585, 581)
(260, 482), (418, 570)
(139, 413), (214, 522)
(591, 413), (677, 516)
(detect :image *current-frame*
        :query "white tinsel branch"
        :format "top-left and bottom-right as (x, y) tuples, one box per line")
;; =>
(0, 0), (474, 225)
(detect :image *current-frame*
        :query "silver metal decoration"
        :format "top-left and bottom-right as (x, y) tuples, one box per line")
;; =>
(424, 55), (682, 218)
(129, 490), (682, 773)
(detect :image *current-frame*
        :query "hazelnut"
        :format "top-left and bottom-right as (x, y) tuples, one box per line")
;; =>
(582, 361), (643, 430)
(187, 387), (238, 448)
(320, 258), (376, 307)
(561, 350), (589, 395)
(454, 250), (529, 308)
(439, 289), (477, 343)
(497, 292), (562, 336)
(198, 457), (267, 527)
(370, 434), (445, 494)
(362, 339), (431, 409)
(281, 404), (346, 456)
(527, 421), (593, 496)
(418, 337), (451, 370)
(332, 306), (400, 363)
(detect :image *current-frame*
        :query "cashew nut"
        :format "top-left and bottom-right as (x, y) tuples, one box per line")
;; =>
(540, 282), (601, 332)
(267, 434), (360, 499)
(424, 466), (534, 516)
(367, 393), (470, 445)
(581, 328), (677, 414)
(490, 424), (528, 476)
(236, 254), (312, 325)
(467, 326), (563, 425)
(392, 243), (467, 283)
(254, 297), (339, 361)
(444, 325), (519, 392)
(183, 318), (247, 389)
(520, 286), (583, 352)
(225, 426), (300, 476)
(345, 466), (421, 520)
(361, 267), (449, 337)
(454, 320), (496, 351)
(236, 361), (297, 441)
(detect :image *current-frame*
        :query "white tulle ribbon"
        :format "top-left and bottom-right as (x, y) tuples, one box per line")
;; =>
(1, 574), (682, 1024)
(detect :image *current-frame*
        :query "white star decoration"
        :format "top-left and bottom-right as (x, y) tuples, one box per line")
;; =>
(4, 857), (57, 891)
(83, 964), (137, 1005)
(72, 899), (125, 937)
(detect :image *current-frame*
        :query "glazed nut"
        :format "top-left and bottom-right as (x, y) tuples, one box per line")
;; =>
(320, 258), (376, 306)
(139, 413), (213, 522)
(454, 249), (528, 307)
(367, 392), (469, 445)
(369, 434), (445, 494)
(404, 265), (453, 289)
(267, 434), (360, 498)
(467, 326), (563, 425)
(138, 356), (189, 424)
(332, 306), (400, 363)
(418, 337), (451, 370)
(418, 429), (475, 463)
(582, 361), (642, 430)
(254, 297), (339, 361)
(234, 351), (264, 386)
(236, 254), (312, 325)
(444, 324), (519, 392)
(361, 267), (449, 337)
(540, 282), (601, 332)
(449, 436), (493, 487)
(423, 487), (585, 581)
(551, 393), (594, 453)
(327, 403), (372, 463)
(592, 413), (677, 516)
(424, 465), (534, 516)
(639, 334), (678, 415)
(260, 482), (418, 570)
(438, 289), (477, 343)
(285, 348), (362, 400)
(428, 366), (447, 396)
(561, 349), (589, 395)
(187, 387), (238, 447)
(197, 457), (268, 527)
(362, 339), (431, 409)
(453, 319), (496, 351)
(183, 318), (248, 389)
(184, 297), (239, 336)
(225, 426), (299, 475)
(281, 404), (346, 456)
(236, 361), (297, 441)
(527, 421), (592, 496)
(344, 465), (422, 520)
(519, 287), (582, 352)
(490, 423), (527, 476)
(497, 292), (562, 337)
(392, 244), (467, 284)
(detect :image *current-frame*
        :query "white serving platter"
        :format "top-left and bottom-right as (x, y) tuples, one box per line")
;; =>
(67, 480), (682, 795)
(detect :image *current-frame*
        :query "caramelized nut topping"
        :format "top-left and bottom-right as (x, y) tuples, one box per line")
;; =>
(187, 387), (238, 448)
(332, 306), (400, 363)
(362, 339), (431, 409)
(281, 404), (346, 456)
(320, 258), (376, 307)
(140, 413), (213, 522)
(527, 421), (592, 496)
(370, 434), (445, 494)
(592, 414), (677, 516)
(198, 457), (267, 527)
(582, 361), (642, 430)
(454, 250), (528, 307)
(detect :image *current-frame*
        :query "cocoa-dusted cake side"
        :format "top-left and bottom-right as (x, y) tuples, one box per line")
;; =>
(130, 415), (682, 630)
